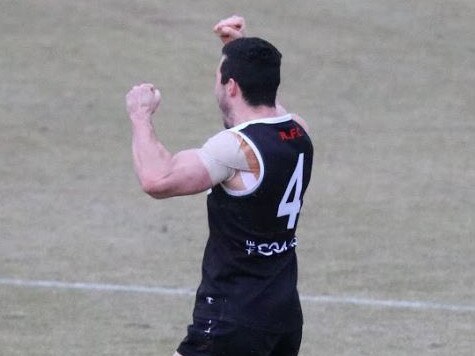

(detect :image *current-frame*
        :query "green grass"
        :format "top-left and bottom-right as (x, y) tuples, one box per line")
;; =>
(1, 0), (474, 354)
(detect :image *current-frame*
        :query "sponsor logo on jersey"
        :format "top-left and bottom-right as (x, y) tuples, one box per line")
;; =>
(245, 237), (298, 256)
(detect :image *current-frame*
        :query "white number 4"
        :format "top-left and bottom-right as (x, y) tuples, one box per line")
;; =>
(278, 153), (304, 229)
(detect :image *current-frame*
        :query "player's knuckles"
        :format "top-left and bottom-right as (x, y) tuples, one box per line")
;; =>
(140, 83), (154, 90)
(224, 15), (243, 26)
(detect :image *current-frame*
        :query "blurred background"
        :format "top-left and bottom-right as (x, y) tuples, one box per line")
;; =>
(1, 0), (474, 355)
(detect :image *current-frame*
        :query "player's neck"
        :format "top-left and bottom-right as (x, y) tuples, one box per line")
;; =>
(229, 103), (279, 127)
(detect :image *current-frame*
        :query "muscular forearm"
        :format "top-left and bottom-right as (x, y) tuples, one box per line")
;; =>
(131, 114), (173, 193)
(126, 83), (213, 199)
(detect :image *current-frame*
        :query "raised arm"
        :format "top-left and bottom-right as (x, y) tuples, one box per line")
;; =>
(126, 83), (213, 199)
(214, 16), (310, 133)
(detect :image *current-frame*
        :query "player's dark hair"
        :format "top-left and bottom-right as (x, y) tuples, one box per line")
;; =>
(221, 37), (282, 107)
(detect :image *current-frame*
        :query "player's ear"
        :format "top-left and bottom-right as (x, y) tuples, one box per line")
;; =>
(227, 78), (239, 97)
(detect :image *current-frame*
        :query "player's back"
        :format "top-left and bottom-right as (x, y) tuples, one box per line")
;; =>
(194, 114), (314, 333)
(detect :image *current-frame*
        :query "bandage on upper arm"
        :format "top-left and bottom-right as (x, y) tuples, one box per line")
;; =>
(197, 130), (258, 187)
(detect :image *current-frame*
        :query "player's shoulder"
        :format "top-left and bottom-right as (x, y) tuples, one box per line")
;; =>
(203, 129), (240, 149)
(290, 113), (310, 133)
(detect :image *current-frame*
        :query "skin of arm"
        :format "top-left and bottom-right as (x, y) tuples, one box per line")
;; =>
(126, 83), (213, 199)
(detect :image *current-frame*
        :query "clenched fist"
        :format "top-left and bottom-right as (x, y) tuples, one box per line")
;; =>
(213, 15), (246, 44)
(126, 83), (161, 120)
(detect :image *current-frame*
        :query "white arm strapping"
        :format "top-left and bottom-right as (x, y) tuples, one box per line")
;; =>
(197, 130), (250, 186)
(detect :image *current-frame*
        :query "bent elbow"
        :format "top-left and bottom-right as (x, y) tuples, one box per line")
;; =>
(139, 177), (169, 199)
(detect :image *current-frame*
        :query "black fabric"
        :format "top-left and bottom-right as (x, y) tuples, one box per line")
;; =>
(193, 118), (314, 333)
(177, 317), (302, 356)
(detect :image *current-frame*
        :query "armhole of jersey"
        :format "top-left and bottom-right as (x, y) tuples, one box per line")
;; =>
(220, 130), (265, 197)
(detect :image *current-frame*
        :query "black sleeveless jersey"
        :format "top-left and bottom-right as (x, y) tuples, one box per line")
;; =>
(193, 115), (313, 332)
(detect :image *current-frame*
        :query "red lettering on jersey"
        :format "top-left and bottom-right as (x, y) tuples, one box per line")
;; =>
(279, 126), (304, 141)
(279, 131), (290, 140)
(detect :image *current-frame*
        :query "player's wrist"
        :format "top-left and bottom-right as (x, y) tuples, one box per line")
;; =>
(129, 110), (153, 124)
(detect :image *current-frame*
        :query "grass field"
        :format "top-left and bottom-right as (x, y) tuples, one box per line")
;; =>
(1, 0), (474, 355)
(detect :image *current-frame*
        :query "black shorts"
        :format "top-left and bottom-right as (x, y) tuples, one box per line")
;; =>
(176, 317), (302, 356)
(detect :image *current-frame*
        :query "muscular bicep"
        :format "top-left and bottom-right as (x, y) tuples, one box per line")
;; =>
(144, 149), (213, 199)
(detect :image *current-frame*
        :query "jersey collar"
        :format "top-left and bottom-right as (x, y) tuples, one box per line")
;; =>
(229, 114), (292, 132)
